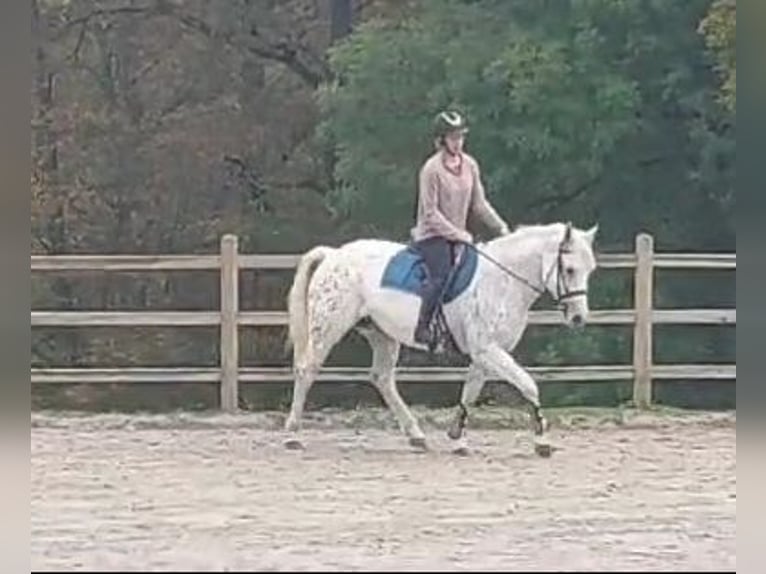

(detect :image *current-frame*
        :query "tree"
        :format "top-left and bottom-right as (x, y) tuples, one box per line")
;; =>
(30, 0), (735, 409)
(317, 0), (736, 402)
(318, 0), (735, 248)
(317, 0), (640, 239)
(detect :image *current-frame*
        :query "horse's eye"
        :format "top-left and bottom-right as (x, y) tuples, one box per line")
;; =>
(566, 267), (575, 276)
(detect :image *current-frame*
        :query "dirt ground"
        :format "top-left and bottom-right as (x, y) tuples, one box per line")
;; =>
(31, 408), (736, 571)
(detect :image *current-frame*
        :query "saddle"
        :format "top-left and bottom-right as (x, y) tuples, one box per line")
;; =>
(380, 243), (478, 353)
(380, 243), (477, 301)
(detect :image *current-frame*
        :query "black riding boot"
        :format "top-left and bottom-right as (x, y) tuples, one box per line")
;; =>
(414, 281), (440, 349)
(411, 236), (453, 350)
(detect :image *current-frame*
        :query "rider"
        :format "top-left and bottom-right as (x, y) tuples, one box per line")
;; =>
(411, 109), (512, 347)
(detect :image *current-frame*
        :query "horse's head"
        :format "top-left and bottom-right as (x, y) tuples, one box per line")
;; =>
(540, 222), (599, 327)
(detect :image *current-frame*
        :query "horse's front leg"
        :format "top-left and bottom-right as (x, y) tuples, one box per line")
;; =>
(446, 364), (486, 454)
(470, 343), (552, 457)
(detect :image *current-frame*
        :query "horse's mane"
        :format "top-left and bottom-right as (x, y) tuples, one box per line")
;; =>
(479, 222), (564, 246)
(478, 222), (569, 255)
(511, 222), (567, 238)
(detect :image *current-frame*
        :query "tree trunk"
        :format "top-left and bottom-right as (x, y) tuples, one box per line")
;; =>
(330, 0), (353, 43)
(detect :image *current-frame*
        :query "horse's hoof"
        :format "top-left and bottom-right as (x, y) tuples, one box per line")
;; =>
(452, 445), (470, 457)
(534, 440), (553, 458)
(446, 425), (463, 441)
(409, 437), (428, 451)
(284, 438), (305, 450)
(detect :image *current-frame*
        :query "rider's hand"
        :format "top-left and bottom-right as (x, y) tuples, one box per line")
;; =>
(460, 231), (473, 244)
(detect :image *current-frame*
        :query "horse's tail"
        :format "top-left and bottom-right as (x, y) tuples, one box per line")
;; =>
(285, 245), (333, 364)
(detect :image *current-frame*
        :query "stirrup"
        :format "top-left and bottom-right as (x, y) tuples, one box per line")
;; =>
(414, 320), (432, 344)
(426, 331), (439, 354)
(414, 318), (438, 351)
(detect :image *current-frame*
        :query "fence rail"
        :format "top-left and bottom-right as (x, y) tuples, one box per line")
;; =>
(31, 233), (736, 411)
(30, 252), (736, 271)
(30, 309), (736, 327)
(31, 364), (736, 384)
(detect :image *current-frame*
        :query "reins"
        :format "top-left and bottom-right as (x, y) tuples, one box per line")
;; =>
(457, 237), (586, 306)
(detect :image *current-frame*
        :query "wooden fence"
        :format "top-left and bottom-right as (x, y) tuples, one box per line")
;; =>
(31, 233), (736, 411)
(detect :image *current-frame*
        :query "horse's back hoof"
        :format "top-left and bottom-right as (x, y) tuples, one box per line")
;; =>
(452, 445), (470, 457)
(284, 438), (305, 450)
(446, 425), (463, 441)
(534, 440), (553, 458)
(409, 437), (428, 451)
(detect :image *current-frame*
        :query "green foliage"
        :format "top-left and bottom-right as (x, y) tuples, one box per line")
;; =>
(318, 0), (642, 237)
(32, 0), (735, 411)
(319, 0), (734, 241)
(316, 0), (735, 407)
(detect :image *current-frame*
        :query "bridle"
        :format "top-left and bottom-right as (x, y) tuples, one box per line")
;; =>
(462, 234), (587, 309)
(547, 240), (588, 307)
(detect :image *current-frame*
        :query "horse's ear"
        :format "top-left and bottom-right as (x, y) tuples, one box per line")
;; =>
(563, 221), (573, 245)
(583, 223), (599, 246)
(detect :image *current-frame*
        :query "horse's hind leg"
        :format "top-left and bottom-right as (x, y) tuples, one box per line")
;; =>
(283, 362), (318, 449)
(284, 282), (361, 450)
(359, 325), (427, 450)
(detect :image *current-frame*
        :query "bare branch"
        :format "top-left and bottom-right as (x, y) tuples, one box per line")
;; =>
(172, 9), (330, 87)
(249, 24), (331, 87)
(57, 2), (331, 87)
(69, 22), (87, 62)
(128, 54), (166, 87)
(61, 6), (152, 30)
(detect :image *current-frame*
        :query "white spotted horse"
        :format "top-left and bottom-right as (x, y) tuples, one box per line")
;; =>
(283, 222), (599, 455)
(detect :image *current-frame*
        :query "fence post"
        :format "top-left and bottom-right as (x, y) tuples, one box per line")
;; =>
(220, 234), (239, 412)
(632, 232), (654, 409)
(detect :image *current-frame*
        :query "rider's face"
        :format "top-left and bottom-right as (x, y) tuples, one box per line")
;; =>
(444, 131), (465, 155)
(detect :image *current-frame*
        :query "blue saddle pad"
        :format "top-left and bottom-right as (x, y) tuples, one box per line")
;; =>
(380, 244), (478, 303)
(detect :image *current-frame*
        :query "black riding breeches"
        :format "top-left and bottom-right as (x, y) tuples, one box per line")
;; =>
(413, 236), (456, 321)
